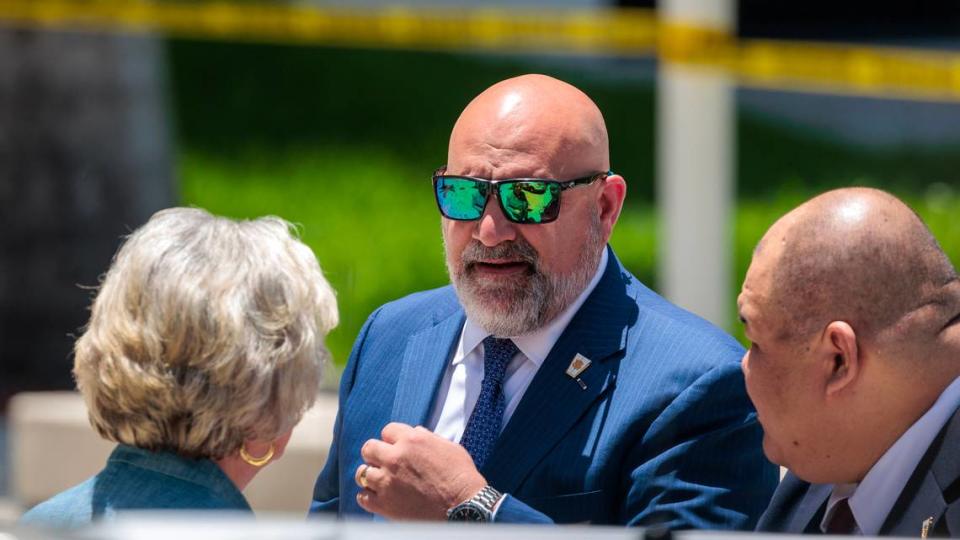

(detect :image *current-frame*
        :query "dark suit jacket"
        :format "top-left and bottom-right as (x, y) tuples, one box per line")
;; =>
(311, 247), (778, 528)
(757, 406), (960, 536)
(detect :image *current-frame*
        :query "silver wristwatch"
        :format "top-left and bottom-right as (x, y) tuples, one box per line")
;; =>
(446, 485), (503, 522)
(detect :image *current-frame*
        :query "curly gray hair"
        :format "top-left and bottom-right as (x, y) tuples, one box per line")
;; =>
(74, 207), (338, 459)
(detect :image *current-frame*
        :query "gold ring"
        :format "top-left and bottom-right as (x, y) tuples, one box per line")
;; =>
(359, 464), (370, 489)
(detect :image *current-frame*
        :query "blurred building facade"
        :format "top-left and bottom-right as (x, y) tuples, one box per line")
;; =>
(0, 28), (174, 406)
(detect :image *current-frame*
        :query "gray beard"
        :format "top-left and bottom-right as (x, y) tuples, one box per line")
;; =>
(446, 217), (603, 338)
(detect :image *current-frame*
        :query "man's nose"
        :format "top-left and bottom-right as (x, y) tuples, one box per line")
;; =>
(473, 197), (517, 247)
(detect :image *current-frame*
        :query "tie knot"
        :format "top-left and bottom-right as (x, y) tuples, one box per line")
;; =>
(481, 336), (518, 376)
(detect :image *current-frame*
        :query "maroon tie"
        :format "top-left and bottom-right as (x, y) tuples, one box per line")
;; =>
(826, 498), (857, 535)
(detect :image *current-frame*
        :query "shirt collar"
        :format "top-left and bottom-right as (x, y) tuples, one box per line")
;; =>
(455, 248), (608, 367)
(821, 374), (960, 535)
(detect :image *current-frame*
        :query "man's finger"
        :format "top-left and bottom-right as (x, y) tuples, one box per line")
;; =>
(357, 489), (396, 519)
(356, 489), (379, 515)
(381, 422), (413, 444)
(360, 439), (397, 467)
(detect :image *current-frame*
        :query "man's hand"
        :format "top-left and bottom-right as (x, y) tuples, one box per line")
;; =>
(354, 422), (488, 520)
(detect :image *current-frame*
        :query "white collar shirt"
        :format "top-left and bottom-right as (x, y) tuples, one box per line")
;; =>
(820, 374), (960, 535)
(427, 249), (609, 442)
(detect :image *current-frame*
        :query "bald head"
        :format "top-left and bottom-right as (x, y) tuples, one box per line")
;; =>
(447, 74), (609, 178)
(755, 188), (958, 348)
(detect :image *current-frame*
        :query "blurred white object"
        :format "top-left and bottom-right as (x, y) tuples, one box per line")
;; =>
(9, 391), (338, 515)
(80, 514), (635, 540)
(657, 0), (735, 330)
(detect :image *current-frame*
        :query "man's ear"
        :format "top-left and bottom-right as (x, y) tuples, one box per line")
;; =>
(597, 174), (626, 240)
(820, 320), (860, 397)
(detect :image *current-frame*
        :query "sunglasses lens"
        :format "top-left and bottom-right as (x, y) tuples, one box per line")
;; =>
(435, 177), (488, 220)
(498, 181), (561, 224)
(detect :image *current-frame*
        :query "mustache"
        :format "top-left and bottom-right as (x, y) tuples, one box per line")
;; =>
(462, 239), (539, 269)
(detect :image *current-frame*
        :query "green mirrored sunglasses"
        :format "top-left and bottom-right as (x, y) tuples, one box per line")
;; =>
(432, 167), (611, 224)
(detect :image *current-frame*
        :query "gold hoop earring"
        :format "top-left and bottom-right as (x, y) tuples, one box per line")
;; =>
(240, 444), (275, 467)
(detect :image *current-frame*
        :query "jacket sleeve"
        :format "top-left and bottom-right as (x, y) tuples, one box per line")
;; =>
(308, 308), (382, 515)
(622, 361), (778, 530)
(494, 361), (777, 527)
(493, 495), (555, 523)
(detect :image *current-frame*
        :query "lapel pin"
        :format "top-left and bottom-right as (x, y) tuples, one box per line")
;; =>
(921, 516), (934, 539)
(566, 353), (592, 390)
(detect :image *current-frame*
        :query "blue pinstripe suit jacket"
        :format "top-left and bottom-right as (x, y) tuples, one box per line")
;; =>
(310, 247), (777, 528)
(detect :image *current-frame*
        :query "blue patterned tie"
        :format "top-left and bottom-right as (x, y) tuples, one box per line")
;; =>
(460, 336), (519, 469)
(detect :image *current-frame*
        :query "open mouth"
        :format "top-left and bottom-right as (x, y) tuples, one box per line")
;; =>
(469, 260), (533, 276)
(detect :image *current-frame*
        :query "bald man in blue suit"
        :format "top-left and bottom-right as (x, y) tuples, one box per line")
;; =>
(310, 75), (777, 528)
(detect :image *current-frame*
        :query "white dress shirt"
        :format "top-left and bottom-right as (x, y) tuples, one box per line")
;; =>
(820, 374), (960, 535)
(427, 249), (608, 442)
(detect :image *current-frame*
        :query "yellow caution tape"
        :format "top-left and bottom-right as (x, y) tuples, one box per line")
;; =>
(1, 0), (959, 101)
(659, 21), (960, 102)
(733, 39), (960, 102)
(0, 1), (657, 54)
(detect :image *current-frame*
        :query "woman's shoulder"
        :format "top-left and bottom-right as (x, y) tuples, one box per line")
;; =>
(18, 446), (250, 528)
(19, 476), (97, 528)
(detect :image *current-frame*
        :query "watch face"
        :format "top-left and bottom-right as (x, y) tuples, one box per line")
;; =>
(449, 504), (487, 522)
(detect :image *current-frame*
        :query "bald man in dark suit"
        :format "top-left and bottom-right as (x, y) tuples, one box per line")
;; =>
(739, 188), (960, 536)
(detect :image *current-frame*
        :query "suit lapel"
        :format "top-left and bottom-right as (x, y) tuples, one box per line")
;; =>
(881, 406), (960, 536)
(883, 471), (947, 537)
(794, 483), (832, 534)
(482, 251), (638, 493)
(390, 309), (465, 427)
(932, 408), (960, 536)
(942, 503), (960, 537)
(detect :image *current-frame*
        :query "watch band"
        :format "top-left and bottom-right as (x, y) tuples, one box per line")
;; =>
(472, 485), (503, 513)
(446, 485), (503, 521)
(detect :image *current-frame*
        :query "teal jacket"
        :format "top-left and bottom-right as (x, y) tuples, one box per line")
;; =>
(20, 444), (251, 527)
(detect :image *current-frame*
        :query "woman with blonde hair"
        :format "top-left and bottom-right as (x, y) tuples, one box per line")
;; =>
(21, 207), (338, 527)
